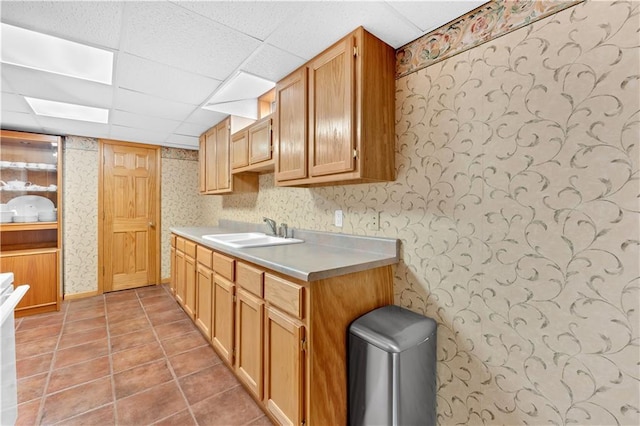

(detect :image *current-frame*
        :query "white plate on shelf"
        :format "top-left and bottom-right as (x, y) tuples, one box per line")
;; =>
(13, 214), (38, 223)
(6, 195), (55, 217)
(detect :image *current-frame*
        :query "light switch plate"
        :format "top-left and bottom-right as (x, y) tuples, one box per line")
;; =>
(334, 210), (343, 227)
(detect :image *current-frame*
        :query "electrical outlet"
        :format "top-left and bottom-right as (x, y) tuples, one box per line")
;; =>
(334, 210), (343, 227)
(368, 211), (380, 231)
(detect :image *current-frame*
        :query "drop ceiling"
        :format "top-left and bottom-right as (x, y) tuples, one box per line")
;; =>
(1, 1), (485, 150)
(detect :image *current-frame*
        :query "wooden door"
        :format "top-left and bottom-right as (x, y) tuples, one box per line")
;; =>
(308, 35), (355, 177)
(204, 129), (217, 192)
(235, 288), (265, 400)
(212, 273), (235, 364)
(265, 306), (305, 426)
(215, 119), (231, 192)
(249, 117), (272, 164)
(101, 141), (159, 292)
(196, 264), (214, 340)
(276, 67), (308, 181)
(231, 130), (249, 169)
(184, 253), (196, 319)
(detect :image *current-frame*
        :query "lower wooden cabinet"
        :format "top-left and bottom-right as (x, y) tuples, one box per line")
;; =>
(171, 233), (394, 425)
(184, 254), (196, 319)
(212, 273), (235, 364)
(195, 263), (213, 339)
(1, 248), (59, 316)
(174, 249), (186, 306)
(235, 287), (265, 400)
(265, 306), (305, 426)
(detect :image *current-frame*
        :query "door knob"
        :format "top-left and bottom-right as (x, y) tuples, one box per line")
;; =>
(148, 222), (156, 228)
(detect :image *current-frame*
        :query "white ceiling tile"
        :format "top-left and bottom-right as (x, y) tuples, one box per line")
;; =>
(174, 121), (211, 138)
(1, 64), (113, 108)
(1, 92), (32, 114)
(36, 115), (111, 137)
(111, 110), (181, 134)
(122, 2), (261, 79)
(173, 1), (307, 41)
(0, 1), (124, 49)
(117, 54), (222, 105)
(266, 2), (422, 59)
(388, 1), (486, 34)
(114, 89), (197, 121)
(0, 110), (42, 132)
(184, 108), (228, 127)
(110, 125), (167, 146)
(242, 44), (306, 83)
(164, 133), (200, 149)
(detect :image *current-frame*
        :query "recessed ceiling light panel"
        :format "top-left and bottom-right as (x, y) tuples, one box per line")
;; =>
(25, 97), (109, 123)
(203, 71), (275, 119)
(1, 23), (113, 84)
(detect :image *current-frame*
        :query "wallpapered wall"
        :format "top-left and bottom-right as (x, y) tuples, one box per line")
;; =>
(205, 2), (640, 424)
(61, 1), (638, 424)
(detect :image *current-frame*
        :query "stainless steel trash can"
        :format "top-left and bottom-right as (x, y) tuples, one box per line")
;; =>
(349, 305), (437, 426)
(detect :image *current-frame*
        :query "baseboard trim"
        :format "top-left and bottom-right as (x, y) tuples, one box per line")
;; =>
(64, 290), (100, 300)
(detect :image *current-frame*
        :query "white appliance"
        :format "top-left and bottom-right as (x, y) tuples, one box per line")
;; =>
(0, 273), (29, 426)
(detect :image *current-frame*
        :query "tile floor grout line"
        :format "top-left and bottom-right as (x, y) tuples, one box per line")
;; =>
(138, 285), (201, 425)
(35, 299), (72, 425)
(104, 293), (119, 426)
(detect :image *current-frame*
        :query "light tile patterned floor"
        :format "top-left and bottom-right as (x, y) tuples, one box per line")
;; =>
(14, 284), (273, 425)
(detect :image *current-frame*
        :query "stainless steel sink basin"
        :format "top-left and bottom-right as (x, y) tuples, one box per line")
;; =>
(202, 232), (304, 248)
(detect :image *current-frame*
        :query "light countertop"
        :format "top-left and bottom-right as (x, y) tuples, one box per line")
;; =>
(171, 220), (400, 282)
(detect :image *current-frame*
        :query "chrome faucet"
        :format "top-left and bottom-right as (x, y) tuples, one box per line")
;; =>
(279, 223), (288, 239)
(263, 217), (277, 236)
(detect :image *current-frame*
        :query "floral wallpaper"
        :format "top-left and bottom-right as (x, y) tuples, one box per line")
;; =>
(62, 137), (99, 295)
(396, 0), (583, 78)
(207, 1), (640, 424)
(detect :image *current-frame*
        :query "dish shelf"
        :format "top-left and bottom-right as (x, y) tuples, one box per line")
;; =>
(0, 188), (57, 192)
(0, 165), (57, 171)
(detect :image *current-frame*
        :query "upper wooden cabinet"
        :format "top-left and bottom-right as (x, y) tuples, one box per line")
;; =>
(199, 117), (258, 195)
(275, 27), (396, 187)
(231, 115), (274, 174)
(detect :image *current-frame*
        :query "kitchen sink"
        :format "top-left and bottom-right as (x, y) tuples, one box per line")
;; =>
(202, 232), (304, 248)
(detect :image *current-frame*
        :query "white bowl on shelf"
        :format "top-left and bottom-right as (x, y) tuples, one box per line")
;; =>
(38, 211), (57, 222)
(13, 214), (38, 223)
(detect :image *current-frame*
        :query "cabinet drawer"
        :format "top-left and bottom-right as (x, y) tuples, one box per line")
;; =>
(170, 234), (176, 248)
(264, 274), (303, 319)
(196, 245), (213, 268)
(176, 237), (185, 252)
(213, 252), (235, 281)
(236, 262), (264, 297)
(184, 240), (197, 258)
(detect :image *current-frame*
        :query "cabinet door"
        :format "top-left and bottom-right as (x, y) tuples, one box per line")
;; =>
(249, 117), (272, 165)
(184, 254), (196, 319)
(198, 135), (207, 193)
(204, 129), (217, 192)
(215, 120), (231, 192)
(212, 273), (235, 364)
(265, 306), (305, 426)
(231, 130), (249, 169)
(170, 246), (176, 295)
(196, 264), (213, 340)
(308, 35), (355, 177)
(1, 249), (58, 315)
(235, 288), (265, 400)
(175, 250), (186, 306)
(276, 67), (308, 181)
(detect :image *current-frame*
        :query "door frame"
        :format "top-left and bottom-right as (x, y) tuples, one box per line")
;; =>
(97, 139), (162, 294)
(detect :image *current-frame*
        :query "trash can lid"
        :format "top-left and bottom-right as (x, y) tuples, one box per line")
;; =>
(349, 305), (437, 353)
